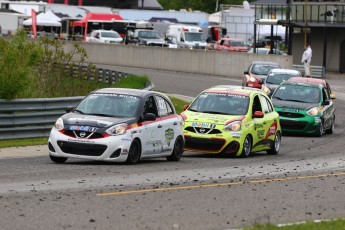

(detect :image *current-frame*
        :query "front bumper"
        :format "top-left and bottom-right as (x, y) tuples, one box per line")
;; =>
(279, 115), (321, 135)
(48, 128), (131, 162)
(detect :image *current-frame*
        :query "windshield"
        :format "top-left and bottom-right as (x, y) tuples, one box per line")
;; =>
(230, 41), (246, 47)
(184, 32), (205, 42)
(75, 93), (140, 118)
(101, 32), (121, 38)
(138, 31), (161, 39)
(272, 85), (320, 103)
(266, 73), (299, 85)
(251, 64), (279, 75)
(188, 92), (249, 115)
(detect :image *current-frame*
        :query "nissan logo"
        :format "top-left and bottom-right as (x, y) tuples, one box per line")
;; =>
(199, 128), (205, 133)
(80, 132), (86, 138)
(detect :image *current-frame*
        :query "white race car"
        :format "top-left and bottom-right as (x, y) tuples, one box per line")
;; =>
(48, 88), (184, 164)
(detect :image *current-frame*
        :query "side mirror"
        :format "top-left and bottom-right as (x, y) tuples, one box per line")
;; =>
(330, 93), (336, 100)
(323, 100), (330, 106)
(183, 105), (189, 111)
(253, 111), (264, 118)
(66, 106), (74, 113)
(144, 113), (156, 121)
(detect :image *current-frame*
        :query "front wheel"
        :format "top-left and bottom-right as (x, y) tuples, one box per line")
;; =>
(239, 135), (252, 158)
(267, 131), (281, 155)
(126, 139), (141, 164)
(50, 155), (68, 164)
(316, 121), (324, 137)
(166, 136), (184, 161)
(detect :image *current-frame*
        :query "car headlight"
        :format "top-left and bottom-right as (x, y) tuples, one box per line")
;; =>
(249, 76), (258, 83)
(55, 117), (64, 130)
(178, 115), (185, 127)
(261, 85), (271, 94)
(106, 123), (128, 136)
(224, 120), (242, 132)
(307, 107), (321, 116)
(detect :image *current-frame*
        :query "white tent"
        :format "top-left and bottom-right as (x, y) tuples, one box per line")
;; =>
(23, 10), (61, 27)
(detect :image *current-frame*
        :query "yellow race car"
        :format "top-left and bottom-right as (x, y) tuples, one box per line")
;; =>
(181, 85), (282, 157)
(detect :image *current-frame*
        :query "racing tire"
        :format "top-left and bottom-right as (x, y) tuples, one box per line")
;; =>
(267, 131), (281, 155)
(239, 135), (252, 158)
(166, 136), (184, 162)
(49, 155), (67, 164)
(316, 120), (324, 137)
(325, 116), (335, 134)
(126, 139), (141, 164)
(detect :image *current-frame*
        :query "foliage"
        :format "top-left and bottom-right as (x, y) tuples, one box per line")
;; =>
(169, 96), (188, 114)
(29, 36), (91, 98)
(0, 30), (41, 99)
(158, 0), (255, 14)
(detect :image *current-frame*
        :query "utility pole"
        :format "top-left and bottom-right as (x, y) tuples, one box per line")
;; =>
(304, 0), (308, 45)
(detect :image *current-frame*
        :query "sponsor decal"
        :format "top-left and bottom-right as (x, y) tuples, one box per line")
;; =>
(121, 138), (132, 142)
(231, 132), (242, 138)
(165, 129), (174, 141)
(192, 122), (212, 128)
(69, 117), (113, 126)
(257, 130), (265, 139)
(122, 149), (129, 153)
(67, 138), (95, 144)
(265, 121), (278, 139)
(69, 125), (98, 132)
(254, 122), (264, 130)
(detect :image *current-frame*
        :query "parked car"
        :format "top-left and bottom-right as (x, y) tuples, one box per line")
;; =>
(243, 61), (281, 89)
(48, 88), (184, 164)
(181, 85), (282, 158)
(86, 30), (123, 44)
(288, 77), (336, 100)
(214, 37), (249, 52)
(262, 69), (303, 96)
(271, 81), (335, 136)
(248, 48), (287, 55)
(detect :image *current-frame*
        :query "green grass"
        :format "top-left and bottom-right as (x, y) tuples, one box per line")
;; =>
(243, 219), (345, 230)
(0, 137), (48, 148)
(170, 96), (189, 114)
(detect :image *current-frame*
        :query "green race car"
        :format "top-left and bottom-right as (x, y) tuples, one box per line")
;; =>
(271, 81), (335, 136)
(181, 86), (282, 157)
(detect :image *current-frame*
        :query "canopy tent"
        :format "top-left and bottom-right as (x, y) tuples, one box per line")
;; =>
(73, 13), (124, 27)
(23, 10), (61, 27)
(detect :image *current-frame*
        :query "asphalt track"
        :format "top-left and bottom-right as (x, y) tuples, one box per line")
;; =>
(1, 68), (345, 230)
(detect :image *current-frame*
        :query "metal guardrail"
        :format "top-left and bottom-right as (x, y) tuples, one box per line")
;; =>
(0, 80), (154, 140)
(0, 97), (84, 140)
(292, 64), (325, 78)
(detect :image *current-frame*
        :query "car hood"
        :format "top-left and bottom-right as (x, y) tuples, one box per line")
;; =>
(141, 38), (166, 44)
(250, 73), (267, 81)
(272, 99), (319, 111)
(183, 110), (245, 125)
(61, 113), (134, 128)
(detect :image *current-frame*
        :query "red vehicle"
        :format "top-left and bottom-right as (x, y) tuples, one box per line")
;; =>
(243, 61), (281, 89)
(214, 37), (249, 52)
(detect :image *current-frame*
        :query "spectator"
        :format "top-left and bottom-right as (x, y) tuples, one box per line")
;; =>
(301, 44), (312, 77)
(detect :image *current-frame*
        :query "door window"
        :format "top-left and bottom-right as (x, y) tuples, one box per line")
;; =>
(155, 96), (174, 117)
(259, 95), (273, 114)
(252, 95), (262, 115)
(143, 96), (158, 116)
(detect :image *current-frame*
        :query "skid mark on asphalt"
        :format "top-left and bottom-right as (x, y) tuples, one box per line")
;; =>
(97, 171), (345, 196)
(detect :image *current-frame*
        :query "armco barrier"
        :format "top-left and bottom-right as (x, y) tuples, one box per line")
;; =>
(0, 82), (154, 140)
(0, 97), (84, 140)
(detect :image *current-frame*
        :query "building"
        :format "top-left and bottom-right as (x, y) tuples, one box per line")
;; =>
(252, 0), (345, 73)
(1, 0), (163, 10)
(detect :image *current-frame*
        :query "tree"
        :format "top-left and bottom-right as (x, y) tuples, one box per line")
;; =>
(0, 30), (41, 99)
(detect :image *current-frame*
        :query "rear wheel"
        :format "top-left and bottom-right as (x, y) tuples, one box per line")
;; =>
(167, 136), (184, 161)
(267, 131), (281, 155)
(49, 155), (67, 164)
(126, 139), (141, 164)
(239, 135), (252, 158)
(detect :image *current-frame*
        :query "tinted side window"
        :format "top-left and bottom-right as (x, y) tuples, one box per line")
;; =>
(143, 96), (158, 116)
(252, 95), (262, 115)
(322, 88), (330, 102)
